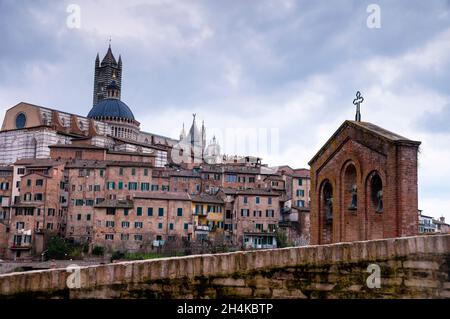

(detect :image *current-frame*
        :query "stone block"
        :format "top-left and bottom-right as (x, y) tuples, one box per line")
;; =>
(212, 277), (246, 287)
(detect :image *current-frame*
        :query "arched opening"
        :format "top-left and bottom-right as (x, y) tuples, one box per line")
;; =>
(342, 163), (362, 241)
(370, 174), (383, 213)
(343, 164), (357, 211)
(366, 171), (384, 239)
(320, 180), (333, 244)
(30, 138), (37, 159)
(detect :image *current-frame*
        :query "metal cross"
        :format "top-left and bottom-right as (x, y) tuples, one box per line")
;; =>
(353, 91), (364, 122)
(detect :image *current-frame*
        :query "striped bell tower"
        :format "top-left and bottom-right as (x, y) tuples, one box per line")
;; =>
(92, 44), (122, 106)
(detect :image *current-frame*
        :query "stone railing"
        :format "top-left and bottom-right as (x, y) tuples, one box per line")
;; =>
(0, 234), (449, 298)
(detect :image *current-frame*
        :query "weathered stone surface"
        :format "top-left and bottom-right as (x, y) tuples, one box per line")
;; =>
(0, 234), (448, 299)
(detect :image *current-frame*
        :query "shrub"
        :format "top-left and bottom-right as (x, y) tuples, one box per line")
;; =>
(92, 246), (105, 256)
(46, 236), (70, 260)
(111, 250), (125, 260)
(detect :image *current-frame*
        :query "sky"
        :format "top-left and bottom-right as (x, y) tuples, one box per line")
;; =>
(0, 0), (449, 220)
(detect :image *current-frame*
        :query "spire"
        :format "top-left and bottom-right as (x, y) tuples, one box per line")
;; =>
(118, 54), (122, 67)
(101, 43), (117, 66)
(180, 123), (186, 140)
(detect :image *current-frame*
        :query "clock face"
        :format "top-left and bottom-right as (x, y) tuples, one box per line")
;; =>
(15, 113), (26, 129)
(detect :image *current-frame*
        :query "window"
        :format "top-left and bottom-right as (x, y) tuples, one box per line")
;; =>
(34, 193), (43, 201)
(140, 183), (150, 191)
(144, 168), (148, 176)
(184, 223), (188, 230)
(86, 214), (91, 221)
(177, 208), (183, 216)
(268, 197), (272, 205)
(226, 174), (237, 183)
(106, 221), (115, 227)
(105, 234), (114, 240)
(77, 214), (81, 221)
(169, 223), (174, 230)
(128, 182), (138, 190)
(240, 209), (249, 217)
(94, 185), (100, 191)
(298, 178), (303, 186)
(137, 207), (142, 216)
(131, 168), (136, 176)
(99, 169), (104, 177)
(106, 181), (115, 190)
(151, 184), (159, 191)
(243, 196), (248, 204)
(256, 223), (263, 231)
(121, 234), (129, 241)
(158, 208), (164, 216)
(16, 222), (25, 230)
(134, 234), (142, 241)
(124, 208), (129, 216)
(118, 181), (123, 190)
(119, 168), (124, 175)
(35, 179), (43, 186)
(46, 223), (53, 230)
(75, 199), (84, 206)
(48, 208), (55, 216)
(106, 208), (116, 215)
(0, 182), (9, 190)
(122, 221), (130, 228)
(297, 200), (305, 207)
(147, 207), (153, 216)
(266, 210), (274, 218)
(158, 223), (163, 229)
(135, 221), (143, 228)
(256, 197), (260, 204)
(85, 199), (94, 206)
(26, 179), (31, 187)
(17, 168), (25, 175)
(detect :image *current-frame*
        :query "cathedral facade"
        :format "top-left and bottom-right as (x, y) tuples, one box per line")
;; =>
(0, 46), (195, 168)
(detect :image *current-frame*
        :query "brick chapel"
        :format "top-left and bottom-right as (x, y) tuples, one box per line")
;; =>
(309, 96), (421, 244)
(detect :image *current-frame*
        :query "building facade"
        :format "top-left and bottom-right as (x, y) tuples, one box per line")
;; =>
(309, 120), (420, 245)
(0, 45), (311, 259)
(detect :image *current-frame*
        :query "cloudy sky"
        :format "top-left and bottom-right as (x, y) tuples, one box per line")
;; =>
(0, 0), (449, 220)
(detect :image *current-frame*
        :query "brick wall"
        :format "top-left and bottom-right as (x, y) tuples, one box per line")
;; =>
(310, 122), (420, 245)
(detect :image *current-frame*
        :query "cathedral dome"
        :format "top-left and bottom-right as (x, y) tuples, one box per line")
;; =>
(87, 98), (135, 120)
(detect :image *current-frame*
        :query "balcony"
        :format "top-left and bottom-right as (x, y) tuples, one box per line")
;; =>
(10, 243), (32, 250)
(193, 210), (207, 216)
(195, 225), (210, 232)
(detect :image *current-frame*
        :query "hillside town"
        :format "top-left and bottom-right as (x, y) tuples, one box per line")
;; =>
(0, 46), (311, 261)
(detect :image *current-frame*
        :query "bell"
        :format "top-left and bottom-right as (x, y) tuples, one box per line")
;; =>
(325, 197), (333, 222)
(349, 185), (357, 211)
(376, 190), (383, 213)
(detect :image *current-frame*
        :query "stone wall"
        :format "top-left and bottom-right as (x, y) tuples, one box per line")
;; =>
(0, 234), (448, 299)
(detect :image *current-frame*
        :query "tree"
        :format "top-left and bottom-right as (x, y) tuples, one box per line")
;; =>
(46, 236), (70, 260)
(275, 228), (288, 248)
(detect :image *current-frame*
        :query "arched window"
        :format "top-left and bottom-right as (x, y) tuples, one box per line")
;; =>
(370, 173), (383, 213)
(15, 113), (27, 129)
(320, 180), (333, 244)
(343, 164), (357, 211)
(30, 138), (37, 158)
